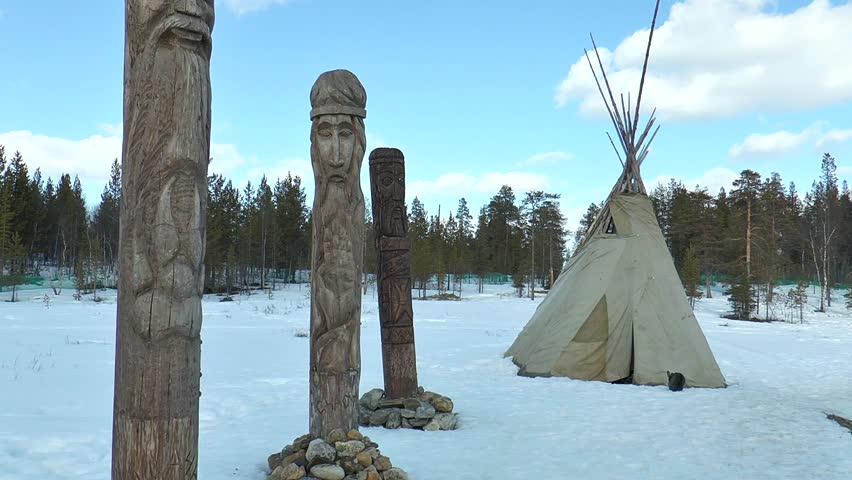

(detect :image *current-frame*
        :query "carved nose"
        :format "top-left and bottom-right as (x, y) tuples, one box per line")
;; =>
(330, 137), (343, 167)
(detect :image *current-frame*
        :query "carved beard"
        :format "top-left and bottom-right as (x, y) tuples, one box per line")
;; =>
(124, 36), (211, 336)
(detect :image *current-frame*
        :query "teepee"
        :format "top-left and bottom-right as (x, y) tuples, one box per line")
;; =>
(505, 0), (725, 388)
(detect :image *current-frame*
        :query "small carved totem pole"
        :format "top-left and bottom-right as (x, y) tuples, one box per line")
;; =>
(369, 148), (419, 399)
(308, 70), (367, 438)
(113, 1), (214, 479)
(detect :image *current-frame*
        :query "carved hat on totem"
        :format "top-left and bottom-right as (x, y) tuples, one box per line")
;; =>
(310, 69), (367, 120)
(369, 147), (404, 165)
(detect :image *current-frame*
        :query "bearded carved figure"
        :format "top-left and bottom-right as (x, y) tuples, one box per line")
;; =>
(369, 148), (418, 399)
(113, 1), (214, 478)
(308, 69), (367, 438)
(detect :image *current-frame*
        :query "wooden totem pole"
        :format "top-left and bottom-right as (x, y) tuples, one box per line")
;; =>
(112, 1), (214, 478)
(369, 148), (419, 399)
(308, 70), (367, 438)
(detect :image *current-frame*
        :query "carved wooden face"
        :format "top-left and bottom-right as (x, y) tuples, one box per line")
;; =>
(372, 161), (407, 237)
(123, 0), (215, 333)
(313, 114), (357, 183)
(132, 0), (214, 56)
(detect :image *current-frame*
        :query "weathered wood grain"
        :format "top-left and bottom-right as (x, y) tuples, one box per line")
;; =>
(369, 148), (418, 399)
(308, 70), (367, 438)
(113, 1), (214, 478)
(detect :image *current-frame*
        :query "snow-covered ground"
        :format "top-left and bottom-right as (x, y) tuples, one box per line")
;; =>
(2, 283), (851, 479)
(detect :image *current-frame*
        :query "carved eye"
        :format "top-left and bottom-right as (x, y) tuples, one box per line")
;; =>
(382, 177), (393, 186)
(318, 129), (332, 137)
(339, 129), (352, 138)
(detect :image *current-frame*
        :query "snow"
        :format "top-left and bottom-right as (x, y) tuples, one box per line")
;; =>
(2, 284), (852, 479)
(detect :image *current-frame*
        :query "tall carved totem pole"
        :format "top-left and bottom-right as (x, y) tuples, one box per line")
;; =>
(113, 1), (214, 478)
(369, 148), (419, 399)
(308, 70), (367, 438)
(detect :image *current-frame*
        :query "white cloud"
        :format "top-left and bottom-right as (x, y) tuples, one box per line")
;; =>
(522, 151), (572, 166)
(209, 142), (248, 177)
(366, 133), (389, 151)
(654, 167), (739, 194)
(728, 122), (852, 158)
(97, 122), (123, 137)
(477, 172), (551, 193)
(816, 128), (852, 148)
(729, 128), (814, 159)
(0, 130), (121, 195)
(408, 171), (551, 201)
(556, 0), (852, 120)
(223, 0), (291, 15)
(561, 203), (592, 235)
(0, 129), (255, 203)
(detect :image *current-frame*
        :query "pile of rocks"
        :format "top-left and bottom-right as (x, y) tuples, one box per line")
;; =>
(358, 387), (458, 431)
(267, 429), (408, 480)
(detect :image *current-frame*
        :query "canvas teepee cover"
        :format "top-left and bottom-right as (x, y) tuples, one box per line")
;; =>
(505, 0), (725, 388)
(505, 192), (726, 387)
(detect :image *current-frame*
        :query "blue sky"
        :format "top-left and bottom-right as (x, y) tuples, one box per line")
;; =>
(1, 0), (851, 230)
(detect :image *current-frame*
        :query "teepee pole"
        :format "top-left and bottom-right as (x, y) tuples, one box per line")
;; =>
(635, 108), (658, 152)
(637, 124), (661, 167)
(582, 0), (662, 196)
(632, 0), (662, 145)
(621, 93), (631, 138)
(607, 132), (624, 167)
(589, 36), (629, 143)
(584, 49), (629, 155)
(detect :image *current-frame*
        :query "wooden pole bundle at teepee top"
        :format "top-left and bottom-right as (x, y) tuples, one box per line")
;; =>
(577, 0), (662, 250)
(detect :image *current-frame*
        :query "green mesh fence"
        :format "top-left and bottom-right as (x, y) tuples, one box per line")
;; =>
(0, 275), (45, 291)
(701, 273), (847, 289)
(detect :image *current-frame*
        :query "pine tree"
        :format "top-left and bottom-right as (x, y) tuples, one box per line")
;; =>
(787, 280), (807, 323)
(2, 231), (26, 301)
(472, 206), (489, 292)
(454, 197), (474, 293)
(0, 191), (11, 273)
(4, 151), (38, 271)
(240, 180), (256, 290)
(574, 202), (601, 247)
(408, 197), (430, 297)
(444, 212), (458, 295)
(804, 153), (839, 312)
(682, 244), (702, 309)
(486, 185), (521, 274)
(428, 209), (446, 293)
(205, 174), (227, 291)
(28, 168), (47, 270)
(521, 191), (561, 299)
(255, 176), (274, 289)
(92, 159), (121, 280)
(754, 172), (788, 318)
(724, 170), (762, 319)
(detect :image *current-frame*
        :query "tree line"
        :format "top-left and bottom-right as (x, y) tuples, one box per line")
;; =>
(9, 142), (848, 319)
(0, 146), (114, 300)
(573, 152), (850, 321)
(402, 186), (567, 299)
(0, 145), (569, 300)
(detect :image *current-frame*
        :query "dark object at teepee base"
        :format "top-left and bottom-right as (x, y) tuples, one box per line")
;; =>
(667, 371), (686, 392)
